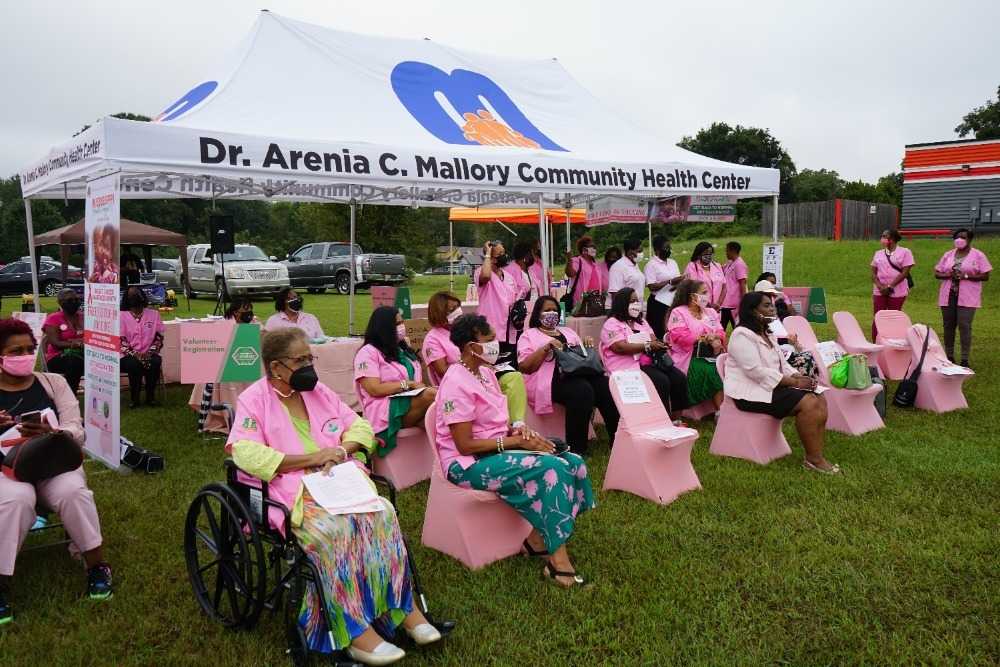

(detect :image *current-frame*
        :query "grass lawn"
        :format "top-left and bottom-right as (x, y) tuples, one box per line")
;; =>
(2, 236), (998, 665)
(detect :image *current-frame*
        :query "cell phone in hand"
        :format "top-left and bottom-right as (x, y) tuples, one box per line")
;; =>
(17, 410), (42, 424)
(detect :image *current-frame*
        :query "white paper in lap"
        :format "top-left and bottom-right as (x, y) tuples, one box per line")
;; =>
(302, 463), (384, 515)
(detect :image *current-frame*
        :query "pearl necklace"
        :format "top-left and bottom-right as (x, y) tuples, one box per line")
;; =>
(460, 358), (488, 387)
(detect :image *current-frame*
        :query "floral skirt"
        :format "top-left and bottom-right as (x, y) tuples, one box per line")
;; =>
(293, 494), (413, 653)
(448, 451), (595, 553)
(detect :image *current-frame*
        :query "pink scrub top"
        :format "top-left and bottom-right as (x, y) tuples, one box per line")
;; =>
(434, 364), (508, 474)
(529, 261), (550, 296)
(684, 261), (727, 306)
(599, 316), (655, 374)
(666, 305), (725, 374)
(119, 308), (165, 355)
(474, 265), (518, 344)
(422, 326), (460, 385)
(934, 247), (992, 308)
(265, 311), (325, 340)
(353, 343), (422, 435)
(43, 310), (83, 361)
(870, 247), (915, 298)
(516, 325), (583, 415)
(569, 256), (603, 294)
(721, 257), (749, 309)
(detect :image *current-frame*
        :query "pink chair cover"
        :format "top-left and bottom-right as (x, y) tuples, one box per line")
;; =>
(420, 406), (532, 569)
(524, 403), (596, 441)
(709, 353), (792, 464)
(873, 310), (913, 380)
(833, 311), (884, 372)
(906, 325), (972, 413)
(371, 426), (433, 490)
(681, 400), (716, 422)
(603, 372), (701, 504)
(783, 316), (884, 436)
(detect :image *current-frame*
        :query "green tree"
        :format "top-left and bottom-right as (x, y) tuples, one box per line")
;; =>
(788, 168), (843, 202)
(841, 179), (878, 202)
(874, 172), (903, 209)
(955, 85), (1000, 140)
(678, 122), (797, 200)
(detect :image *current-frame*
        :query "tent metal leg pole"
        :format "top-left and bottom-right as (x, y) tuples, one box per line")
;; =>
(349, 199), (356, 336)
(537, 198), (548, 297)
(448, 219), (454, 293)
(772, 194), (779, 242)
(565, 207), (571, 255)
(24, 199), (41, 310)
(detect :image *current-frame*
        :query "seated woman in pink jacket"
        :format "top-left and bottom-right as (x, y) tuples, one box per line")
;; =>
(0, 318), (113, 625)
(228, 327), (441, 663)
(724, 293), (838, 474)
(599, 288), (689, 417)
(667, 280), (726, 411)
(517, 296), (620, 454)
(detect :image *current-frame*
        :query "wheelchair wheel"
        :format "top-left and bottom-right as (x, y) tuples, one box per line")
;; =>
(184, 483), (267, 630)
(284, 560), (310, 666)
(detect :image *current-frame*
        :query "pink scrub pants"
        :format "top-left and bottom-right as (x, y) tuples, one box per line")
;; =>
(0, 467), (103, 576)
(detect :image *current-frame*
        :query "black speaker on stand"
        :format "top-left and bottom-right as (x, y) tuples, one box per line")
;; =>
(209, 214), (235, 316)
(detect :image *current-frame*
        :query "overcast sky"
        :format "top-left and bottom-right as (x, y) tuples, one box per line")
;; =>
(2, 0), (998, 184)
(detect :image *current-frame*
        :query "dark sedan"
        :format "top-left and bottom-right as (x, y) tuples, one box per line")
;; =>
(0, 260), (83, 296)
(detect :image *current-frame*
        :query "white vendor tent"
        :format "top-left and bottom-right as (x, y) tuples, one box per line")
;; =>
(18, 10), (779, 329)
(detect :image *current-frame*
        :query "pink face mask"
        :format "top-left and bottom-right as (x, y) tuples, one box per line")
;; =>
(880, 238), (890, 247)
(695, 293), (711, 309)
(396, 324), (407, 341)
(954, 238), (968, 250)
(2, 354), (36, 377)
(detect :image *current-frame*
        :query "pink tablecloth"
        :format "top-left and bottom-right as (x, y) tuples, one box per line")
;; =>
(565, 316), (606, 345)
(188, 337), (365, 433)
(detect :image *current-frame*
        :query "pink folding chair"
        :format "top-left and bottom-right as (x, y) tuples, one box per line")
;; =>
(603, 372), (701, 505)
(524, 403), (597, 442)
(905, 324), (972, 413)
(873, 310), (914, 380)
(833, 311), (884, 373)
(681, 400), (715, 422)
(783, 316), (884, 436)
(371, 426), (434, 490)
(709, 353), (792, 464)
(420, 405), (532, 569)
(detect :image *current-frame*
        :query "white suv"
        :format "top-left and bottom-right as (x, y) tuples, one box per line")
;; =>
(186, 243), (289, 299)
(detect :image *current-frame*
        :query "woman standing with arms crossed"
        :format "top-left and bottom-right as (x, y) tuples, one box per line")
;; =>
(870, 229), (914, 339)
(933, 229), (991, 368)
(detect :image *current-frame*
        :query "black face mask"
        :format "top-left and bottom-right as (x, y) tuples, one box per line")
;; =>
(239, 311), (254, 324)
(659, 248), (672, 260)
(62, 300), (81, 315)
(286, 364), (319, 392)
(495, 254), (510, 267)
(287, 298), (303, 312)
(127, 296), (145, 309)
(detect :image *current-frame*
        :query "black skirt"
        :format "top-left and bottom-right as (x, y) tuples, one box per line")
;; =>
(733, 386), (807, 419)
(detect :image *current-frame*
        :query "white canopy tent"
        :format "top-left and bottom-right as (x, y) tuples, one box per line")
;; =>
(19, 10), (779, 330)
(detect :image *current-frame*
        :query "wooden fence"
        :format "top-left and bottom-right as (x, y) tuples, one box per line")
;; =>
(760, 199), (898, 240)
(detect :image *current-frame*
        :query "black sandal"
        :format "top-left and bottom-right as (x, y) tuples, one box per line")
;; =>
(542, 562), (585, 587)
(521, 539), (549, 557)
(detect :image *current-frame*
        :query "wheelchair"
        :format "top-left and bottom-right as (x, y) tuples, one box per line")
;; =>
(184, 459), (455, 666)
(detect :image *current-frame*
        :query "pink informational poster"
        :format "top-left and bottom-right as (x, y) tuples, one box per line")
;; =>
(83, 173), (121, 470)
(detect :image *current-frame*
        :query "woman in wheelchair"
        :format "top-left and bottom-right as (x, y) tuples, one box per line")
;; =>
(0, 318), (112, 625)
(227, 328), (440, 665)
(435, 314), (595, 588)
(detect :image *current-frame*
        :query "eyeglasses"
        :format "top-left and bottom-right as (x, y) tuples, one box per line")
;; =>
(281, 353), (314, 366)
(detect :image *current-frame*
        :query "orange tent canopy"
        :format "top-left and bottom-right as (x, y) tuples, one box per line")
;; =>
(448, 208), (586, 224)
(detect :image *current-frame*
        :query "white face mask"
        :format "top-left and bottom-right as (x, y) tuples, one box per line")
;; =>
(627, 302), (642, 318)
(475, 340), (500, 365)
(446, 307), (462, 324)
(695, 293), (710, 309)
(584, 247), (597, 258)
(635, 252), (645, 262)
(396, 323), (407, 341)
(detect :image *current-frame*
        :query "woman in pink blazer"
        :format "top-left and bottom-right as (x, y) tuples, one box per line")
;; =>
(933, 228), (992, 368)
(724, 292), (839, 474)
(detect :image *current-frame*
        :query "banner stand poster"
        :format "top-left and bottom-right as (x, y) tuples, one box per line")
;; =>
(83, 173), (121, 469)
(763, 242), (784, 288)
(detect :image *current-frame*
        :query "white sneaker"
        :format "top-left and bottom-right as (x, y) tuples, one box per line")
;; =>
(346, 641), (405, 666)
(406, 622), (442, 646)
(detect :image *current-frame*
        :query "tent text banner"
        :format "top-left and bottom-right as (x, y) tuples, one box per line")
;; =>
(83, 173), (121, 470)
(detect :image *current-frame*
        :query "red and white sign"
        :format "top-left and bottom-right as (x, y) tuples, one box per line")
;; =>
(83, 173), (121, 469)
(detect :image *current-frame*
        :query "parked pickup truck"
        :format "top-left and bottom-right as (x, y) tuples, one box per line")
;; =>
(283, 242), (407, 294)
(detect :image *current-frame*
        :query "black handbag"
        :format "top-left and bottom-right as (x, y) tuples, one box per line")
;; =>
(885, 251), (915, 289)
(650, 350), (674, 372)
(1, 431), (83, 484)
(572, 290), (606, 318)
(507, 298), (528, 341)
(554, 344), (604, 377)
(893, 325), (930, 407)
